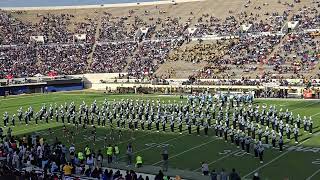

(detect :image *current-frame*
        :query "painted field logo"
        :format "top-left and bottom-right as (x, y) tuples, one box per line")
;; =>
(312, 159), (320, 165)
(82, 135), (105, 142)
(145, 143), (171, 148)
(262, 144), (320, 154)
(37, 131), (50, 136)
(219, 150), (232, 155)
(287, 146), (320, 153)
(219, 150), (246, 157)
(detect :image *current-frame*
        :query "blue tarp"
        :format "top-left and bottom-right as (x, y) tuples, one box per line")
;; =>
(0, 87), (5, 96)
(10, 86), (29, 95)
(46, 84), (83, 92)
(0, 83), (83, 96)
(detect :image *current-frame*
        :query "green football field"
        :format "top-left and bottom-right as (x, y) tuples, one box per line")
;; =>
(1, 91), (320, 180)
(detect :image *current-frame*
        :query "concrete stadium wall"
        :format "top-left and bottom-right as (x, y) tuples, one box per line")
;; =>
(71, 73), (305, 94)
(71, 73), (128, 89)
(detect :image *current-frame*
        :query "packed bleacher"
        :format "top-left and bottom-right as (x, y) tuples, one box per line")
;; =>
(0, 11), (31, 45)
(0, 46), (38, 79)
(127, 39), (184, 78)
(90, 42), (138, 73)
(99, 13), (137, 42)
(0, 44), (92, 78)
(0, 0), (319, 80)
(37, 44), (92, 75)
(291, 6), (319, 31)
(266, 33), (319, 79)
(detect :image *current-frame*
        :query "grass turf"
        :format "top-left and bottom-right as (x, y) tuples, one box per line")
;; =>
(1, 91), (320, 180)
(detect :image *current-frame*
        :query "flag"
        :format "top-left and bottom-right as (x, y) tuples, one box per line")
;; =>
(6, 74), (13, 79)
(48, 70), (57, 77)
(143, 68), (149, 75)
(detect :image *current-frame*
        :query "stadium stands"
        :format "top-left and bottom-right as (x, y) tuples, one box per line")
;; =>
(0, 0), (319, 80)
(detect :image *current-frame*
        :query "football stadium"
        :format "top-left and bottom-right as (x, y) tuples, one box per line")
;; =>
(0, 0), (320, 179)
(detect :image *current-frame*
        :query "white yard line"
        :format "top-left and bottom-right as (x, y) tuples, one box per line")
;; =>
(151, 138), (217, 166)
(305, 132), (320, 180)
(195, 100), (320, 175)
(12, 122), (151, 147)
(306, 168), (320, 180)
(77, 128), (154, 146)
(242, 109), (320, 180)
(193, 150), (242, 172)
(119, 127), (207, 159)
(311, 111), (320, 117)
(119, 132), (190, 159)
(242, 131), (320, 179)
(11, 122), (62, 135)
(291, 101), (320, 112)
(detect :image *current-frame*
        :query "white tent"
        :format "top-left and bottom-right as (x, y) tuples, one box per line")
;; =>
(34, 73), (44, 77)
(30, 36), (44, 43)
(73, 34), (87, 42)
(184, 27), (198, 36)
(281, 21), (299, 33)
(240, 24), (252, 32)
(135, 27), (149, 40)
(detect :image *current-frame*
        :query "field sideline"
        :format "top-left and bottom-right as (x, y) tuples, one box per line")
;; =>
(1, 91), (320, 180)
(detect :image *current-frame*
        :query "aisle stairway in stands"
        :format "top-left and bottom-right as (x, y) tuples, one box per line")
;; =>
(249, 3), (302, 78)
(123, 44), (140, 72)
(87, 10), (104, 67)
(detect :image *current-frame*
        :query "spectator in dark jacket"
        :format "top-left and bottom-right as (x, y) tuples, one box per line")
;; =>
(210, 169), (218, 180)
(253, 172), (260, 180)
(229, 168), (241, 180)
(155, 170), (164, 180)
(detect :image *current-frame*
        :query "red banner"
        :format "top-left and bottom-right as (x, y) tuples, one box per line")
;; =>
(6, 74), (13, 79)
(303, 89), (313, 99)
(48, 70), (57, 77)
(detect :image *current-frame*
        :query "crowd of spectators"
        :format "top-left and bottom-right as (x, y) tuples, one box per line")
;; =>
(0, 0), (319, 79)
(0, 11), (31, 45)
(185, 77), (302, 87)
(168, 42), (225, 63)
(127, 39), (184, 78)
(266, 32), (319, 78)
(36, 44), (92, 75)
(32, 14), (74, 44)
(190, 78), (263, 86)
(199, 164), (253, 180)
(188, 35), (282, 79)
(153, 17), (187, 39)
(90, 42), (138, 73)
(193, 6), (289, 37)
(292, 6), (320, 31)
(0, 44), (92, 78)
(98, 11), (187, 42)
(0, 131), (186, 180)
(99, 13), (138, 42)
(0, 11), (97, 45)
(0, 128), (264, 180)
(193, 65), (235, 79)
(0, 46), (38, 79)
(194, 14), (239, 37)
